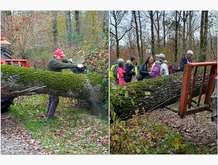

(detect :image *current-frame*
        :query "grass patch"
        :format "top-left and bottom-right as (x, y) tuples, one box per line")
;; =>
(9, 95), (109, 154)
(110, 114), (211, 154)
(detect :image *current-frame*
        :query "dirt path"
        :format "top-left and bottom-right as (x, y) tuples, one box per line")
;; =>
(1, 113), (47, 155)
(147, 109), (217, 153)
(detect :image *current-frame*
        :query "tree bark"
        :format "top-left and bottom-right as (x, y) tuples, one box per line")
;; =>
(1, 65), (104, 102)
(149, 11), (155, 56)
(110, 11), (130, 58)
(75, 11), (80, 33)
(188, 11), (193, 49)
(102, 12), (108, 35)
(51, 12), (58, 49)
(156, 11), (161, 50)
(200, 11), (209, 62)
(138, 11), (144, 63)
(111, 72), (208, 120)
(116, 36), (120, 59)
(133, 11), (141, 62)
(65, 11), (73, 47)
(182, 11), (187, 52)
(162, 11), (166, 47)
(174, 11), (181, 63)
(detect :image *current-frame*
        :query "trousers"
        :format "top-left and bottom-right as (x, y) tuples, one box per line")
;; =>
(47, 94), (59, 118)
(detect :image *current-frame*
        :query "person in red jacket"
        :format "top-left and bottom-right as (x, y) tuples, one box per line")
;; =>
(117, 58), (125, 86)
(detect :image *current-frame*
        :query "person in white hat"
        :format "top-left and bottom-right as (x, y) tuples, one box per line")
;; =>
(179, 50), (194, 71)
(159, 53), (169, 76)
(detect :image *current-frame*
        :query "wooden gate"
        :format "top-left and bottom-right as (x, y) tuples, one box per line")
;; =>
(179, 61), (217, 118)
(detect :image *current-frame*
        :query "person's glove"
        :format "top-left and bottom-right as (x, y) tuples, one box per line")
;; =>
(77, 64), (84, 68)
(68, 58), (73, 63)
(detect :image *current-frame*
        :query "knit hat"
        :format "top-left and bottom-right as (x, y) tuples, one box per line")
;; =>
(187, 50), (194, 55)
(117, 58), (125, 65)
(155, 53), (166, 59)
(54, 48), (65, 59)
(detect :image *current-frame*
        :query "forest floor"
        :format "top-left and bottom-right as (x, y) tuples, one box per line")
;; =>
(111, 107), (217, 154)
(147, 108), (217, 153)
(1, 95), (109, 154)
(1, 113), (47, 154)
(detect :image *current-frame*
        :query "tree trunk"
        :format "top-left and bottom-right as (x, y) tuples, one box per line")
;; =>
(199, 11), (208, 62)
(102, 12), (108, 35)
(188, 11), (193, 49)
(182, 11), (187, 53)
(51, 12), (58, 49)
(162, 11), (166, 47)
(112, 11), (120, 58)
(75, 11), (80, 33)
(111, 72), (209, 120)
(133, 11), (141, 63)
(111, 11), (130, 59)
(138, 11), (144, 63)
(174, 11), (180, 63)
(114, 15), (120, 59)
(65, 11), (73, 47)
(116, 37), (120, 59)
(1, 65), (104, 102)
(156, 11), (161, 50)
(149, 11), (155, 56)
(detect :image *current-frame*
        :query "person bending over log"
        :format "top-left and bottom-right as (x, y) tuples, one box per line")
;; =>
(47, 48), (77, 119)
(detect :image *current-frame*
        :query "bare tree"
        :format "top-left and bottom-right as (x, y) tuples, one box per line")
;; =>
(154, 11), (161, 50)
(51, 12), (58, 49)
(187, 11), (193, 49)
(138, 11), (144, 62)
(65, 11), (73, 47)
(182, 11), (189, 52)
(200, 11), (209, 61)
(162, 11), (166, 47)
(132, 11), (141, 62)
(75, 11), (80, 33)
(109, 10), (216, 64)
(149, 11), (155, 56)
(110, 11), (132, 58)
(174, 11), (181, 62)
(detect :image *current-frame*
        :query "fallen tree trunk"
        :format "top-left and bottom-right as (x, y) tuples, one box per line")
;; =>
(111, 72), (209, 120)
(1, 65), (107, 115)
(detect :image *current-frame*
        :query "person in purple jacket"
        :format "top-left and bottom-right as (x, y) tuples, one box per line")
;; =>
(150, 54), (161, 78)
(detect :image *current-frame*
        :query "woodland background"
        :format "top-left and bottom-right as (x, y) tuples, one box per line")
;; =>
(110, 11), (217, 64)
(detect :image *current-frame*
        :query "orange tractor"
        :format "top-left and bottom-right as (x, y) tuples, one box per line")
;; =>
(0, 36), (30, 68)
(1, 36), (31, 113)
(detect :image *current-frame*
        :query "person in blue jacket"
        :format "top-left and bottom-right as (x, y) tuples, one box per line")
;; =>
(179, 50), (194, 71)
(137, 55), (155, 80)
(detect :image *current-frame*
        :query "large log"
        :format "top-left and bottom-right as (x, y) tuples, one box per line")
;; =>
(111, 72), (209, 120)
(1, 65), (107, 115)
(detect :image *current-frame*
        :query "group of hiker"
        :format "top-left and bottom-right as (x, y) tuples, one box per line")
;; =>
(47, 48), (194, 118)
(110, 50), (194, 86)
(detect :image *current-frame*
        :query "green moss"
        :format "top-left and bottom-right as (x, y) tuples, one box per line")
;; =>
(110, 73), (184, 119)
(1, 65), (104, 99)
(86, 72), (103, 86)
